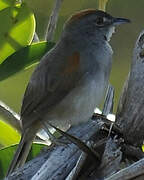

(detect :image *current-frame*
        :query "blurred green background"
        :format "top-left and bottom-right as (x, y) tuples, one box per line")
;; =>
(0, 0), (143, 113)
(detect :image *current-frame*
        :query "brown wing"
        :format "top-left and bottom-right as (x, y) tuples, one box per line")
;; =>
(21, 51), (83, 129)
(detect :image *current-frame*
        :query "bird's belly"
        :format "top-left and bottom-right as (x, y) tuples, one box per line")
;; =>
(47, 77), (107, 130)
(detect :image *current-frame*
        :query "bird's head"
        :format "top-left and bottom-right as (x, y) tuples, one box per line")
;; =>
(64, 9), (130, 42)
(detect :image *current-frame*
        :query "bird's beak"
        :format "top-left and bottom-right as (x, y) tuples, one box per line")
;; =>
(113, 17), (131, 26)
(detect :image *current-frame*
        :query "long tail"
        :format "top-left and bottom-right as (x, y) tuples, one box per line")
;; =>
(6, 128), (35, 176)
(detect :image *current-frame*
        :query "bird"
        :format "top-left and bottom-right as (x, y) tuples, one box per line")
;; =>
(7, 9), (130, 175)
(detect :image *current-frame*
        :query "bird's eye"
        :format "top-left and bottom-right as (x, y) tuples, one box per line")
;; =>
(95, 17), (105, 26)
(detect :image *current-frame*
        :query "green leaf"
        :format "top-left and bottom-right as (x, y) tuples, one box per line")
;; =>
(0, 3), (35, 63)
(0, 143), (46, 179)
(0, 120), (20, 147)
(0, 0), (16, 11)
(0, 41), (55, 81)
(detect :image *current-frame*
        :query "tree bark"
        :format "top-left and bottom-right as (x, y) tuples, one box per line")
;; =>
(116, 30), (144, 147)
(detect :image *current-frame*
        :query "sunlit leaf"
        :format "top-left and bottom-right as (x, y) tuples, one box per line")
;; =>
(0, 0), (16, 11)
(0, 41), (55, 81)
(0, 3), (35, 63)
(0, 143), (46, 179)
(0, 119), (20, 146)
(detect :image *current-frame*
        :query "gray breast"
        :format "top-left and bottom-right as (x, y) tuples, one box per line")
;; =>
(46, 41), (112, 130)
(46, 72), (107, 130)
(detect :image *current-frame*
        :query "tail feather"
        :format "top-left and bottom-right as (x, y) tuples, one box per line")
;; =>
(6, 129), (35, 176)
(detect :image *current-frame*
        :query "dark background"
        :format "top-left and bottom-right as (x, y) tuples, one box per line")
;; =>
(0, 0), (143, 113)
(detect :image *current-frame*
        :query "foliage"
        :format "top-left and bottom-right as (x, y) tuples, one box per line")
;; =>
(0, 41), (55, 81)
(0, 120), (20, 147)
(0, 143), (46, 179)
(0, 0), (55, 178)
(0, 3), (35, 63)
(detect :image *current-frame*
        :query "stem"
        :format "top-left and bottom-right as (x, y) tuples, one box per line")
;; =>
(0, 101), (21, 132)
(98, 0), (109, 11)
(45, 0), (64, 41)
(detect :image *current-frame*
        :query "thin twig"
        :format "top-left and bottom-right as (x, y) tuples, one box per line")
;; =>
(0, 101), (48, 144)
(0, 101), (21, 132)
(45, 0), (64, 41)
(98, 0), (109, 11)
(102, 84), (114, 116)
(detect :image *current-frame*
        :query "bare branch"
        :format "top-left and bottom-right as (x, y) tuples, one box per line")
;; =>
(0, 101), (49, 144)
(98, 0), (109, 11)
(5, 120), (102, 180)
(105, 158), (144, 180)
(102, 84), (114, 116)
(116, 30), (144, 146)
(45, 0), (64, 41)
(0, 101), (21, 132)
